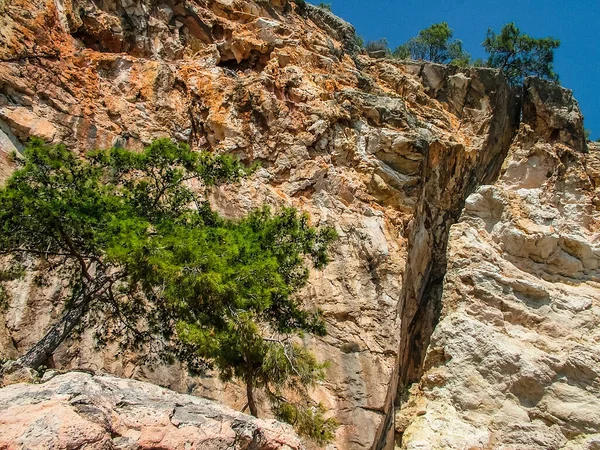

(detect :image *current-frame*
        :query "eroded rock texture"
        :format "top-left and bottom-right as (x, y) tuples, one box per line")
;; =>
(0, 1), (598, 449)
(397, 79), (600, 449)
(0, 371), (304, 449)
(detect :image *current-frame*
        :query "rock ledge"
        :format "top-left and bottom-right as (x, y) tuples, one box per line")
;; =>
(0, 371), (304, 450)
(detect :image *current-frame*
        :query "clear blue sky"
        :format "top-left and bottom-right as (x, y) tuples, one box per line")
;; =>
(322, 0), (600, 140)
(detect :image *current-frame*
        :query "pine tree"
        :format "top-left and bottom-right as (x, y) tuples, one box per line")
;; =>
(393, 22), (471, 65)
(483, 22), (560, 85)
(0, 138), (337, 442)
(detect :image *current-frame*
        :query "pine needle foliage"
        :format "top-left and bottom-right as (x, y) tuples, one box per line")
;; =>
(393, 22), (471, 66)
(483, 22), (560, 85)
(274, 400), (338, 445)
(0, 138), (337, 442)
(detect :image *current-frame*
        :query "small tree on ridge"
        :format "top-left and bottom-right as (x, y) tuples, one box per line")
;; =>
(394, 22), (471, 65)
(483, 22), (560, 85)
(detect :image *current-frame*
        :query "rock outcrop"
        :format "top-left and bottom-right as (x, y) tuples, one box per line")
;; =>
(396, 79), (600, 449)
(0, 371), (304, 449)
(0, 1), (598, 449)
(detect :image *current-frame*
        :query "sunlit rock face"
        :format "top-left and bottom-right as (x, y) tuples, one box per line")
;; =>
(0, 371), (305, 449)
(1, 1), (598, 449)
(397, 79), (600, 450)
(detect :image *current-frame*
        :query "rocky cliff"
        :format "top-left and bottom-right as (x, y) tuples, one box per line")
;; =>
(0, 371), (304, 449)
(396, 79), (600, 450)
(0, 1), (598, 449)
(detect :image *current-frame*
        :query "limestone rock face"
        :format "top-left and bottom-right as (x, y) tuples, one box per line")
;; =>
(1, 1), (598, 449)
(398, 79), (600, 449)
(0, 1), (520, 448)
(0, 371), (304, 449)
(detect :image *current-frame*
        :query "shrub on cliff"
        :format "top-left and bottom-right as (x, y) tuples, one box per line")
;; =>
(0, 138), (337, 442)
(365, 38), (391, 56)
(290, 0), (307, 15)
(483, 22), (560, 85)
(393, 22), (471, 65)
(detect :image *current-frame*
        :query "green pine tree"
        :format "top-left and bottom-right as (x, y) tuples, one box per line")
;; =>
(0, 138), (337, 442)
(393, 22), (471, 65)
(483, 22), (560, 85)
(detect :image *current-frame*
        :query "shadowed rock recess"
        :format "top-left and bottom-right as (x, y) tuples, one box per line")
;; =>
(0, 1), (598, 449)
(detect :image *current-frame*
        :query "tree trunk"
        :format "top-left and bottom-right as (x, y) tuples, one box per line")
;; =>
(16, 290), (91, 369)
(246, 376), (258, 417)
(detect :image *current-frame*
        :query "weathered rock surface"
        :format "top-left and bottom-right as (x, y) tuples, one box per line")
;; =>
(397, 79), (600, 449)
(0, 1), (521, 448)
(0, 371), (304, 449)
(1, 1), (598, 449)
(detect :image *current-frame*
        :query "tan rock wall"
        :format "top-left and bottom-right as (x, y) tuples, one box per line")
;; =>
(398, 79), (600, 449)
(3, 1), (595, 449)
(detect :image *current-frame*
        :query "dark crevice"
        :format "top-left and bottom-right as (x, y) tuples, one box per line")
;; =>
(217, 49), (273, 73)
(211, 23), (225, 41)
(0, 52), (60, 63)
(372, 69), (522, 450)
(71, 29), (123, 54)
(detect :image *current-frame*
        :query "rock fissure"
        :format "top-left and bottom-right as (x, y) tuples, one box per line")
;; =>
(395, 78), (599, 449)
(368, 64), (523, 449)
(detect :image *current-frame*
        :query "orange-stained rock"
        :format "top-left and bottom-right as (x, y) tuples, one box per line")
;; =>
(0, 107), (57, 142)
(0, 1), (519, 448)
(2, 1), (598, 449)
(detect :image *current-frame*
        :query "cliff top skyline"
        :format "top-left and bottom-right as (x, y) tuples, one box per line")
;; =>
(326, 0), (600, 140)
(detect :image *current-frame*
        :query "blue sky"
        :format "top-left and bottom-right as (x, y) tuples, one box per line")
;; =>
(322, 0), (600, 140)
